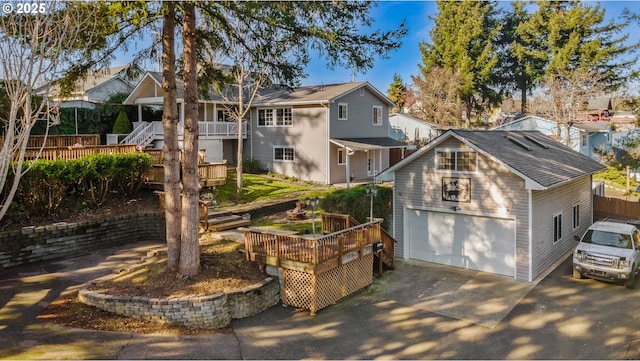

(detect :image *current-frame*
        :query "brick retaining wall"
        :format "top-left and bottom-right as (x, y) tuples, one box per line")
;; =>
(79, 277), (280, 329)
(0, 212), (165, 270)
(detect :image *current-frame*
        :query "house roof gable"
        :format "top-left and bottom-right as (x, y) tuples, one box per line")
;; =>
(378, 130), (605, 190)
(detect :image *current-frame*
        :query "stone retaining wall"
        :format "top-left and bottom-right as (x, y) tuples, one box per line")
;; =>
(0, 212), (165, 270)
(79, 277), (280, 329)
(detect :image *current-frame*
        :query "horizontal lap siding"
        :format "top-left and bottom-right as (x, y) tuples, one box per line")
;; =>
(394, 138), (530, 280)
(248, 106), (328, 183)
(531, 175), (592, 280)
(330, 89), (389, 138)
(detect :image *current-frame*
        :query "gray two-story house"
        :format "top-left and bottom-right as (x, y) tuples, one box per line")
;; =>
(121, 74), (404, 185)
(247, 82), (404, 185)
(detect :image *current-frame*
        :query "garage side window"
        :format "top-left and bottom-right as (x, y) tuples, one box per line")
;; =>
(436, 150), (477, 172)
(553, 213), (562, 243)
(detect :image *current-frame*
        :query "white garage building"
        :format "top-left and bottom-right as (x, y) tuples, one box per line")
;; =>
(378, 130), (605, 282)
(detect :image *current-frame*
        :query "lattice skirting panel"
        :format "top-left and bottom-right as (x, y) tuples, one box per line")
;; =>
(282, 253), (373, 314)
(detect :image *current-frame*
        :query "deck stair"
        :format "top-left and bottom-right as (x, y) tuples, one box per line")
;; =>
(202, 209), (250, 232)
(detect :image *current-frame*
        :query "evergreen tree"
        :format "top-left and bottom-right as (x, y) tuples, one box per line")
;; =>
(387, 73), (406, 113)
(418, 0), (501, 125)
(111, 111), (131, 134)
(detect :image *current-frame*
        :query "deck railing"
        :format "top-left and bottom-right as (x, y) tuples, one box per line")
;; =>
(322, 212), (395, 269)
(23, 134), (100, 148)
(24, 144), (138, 161)
(244, 220), (382, 271)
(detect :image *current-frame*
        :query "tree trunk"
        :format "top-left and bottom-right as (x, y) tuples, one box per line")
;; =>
(161, 2), (181, 270)
(179, 2), (200, 277)
(520, 75), (528, 114)
(236, 76), (244, 199)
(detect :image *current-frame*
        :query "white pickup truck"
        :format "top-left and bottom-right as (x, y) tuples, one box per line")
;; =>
(572, 221), (640, 289)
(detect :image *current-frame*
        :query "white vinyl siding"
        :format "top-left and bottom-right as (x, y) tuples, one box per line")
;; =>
(393, 138), (530, 280)
(531, 176), (592, 280)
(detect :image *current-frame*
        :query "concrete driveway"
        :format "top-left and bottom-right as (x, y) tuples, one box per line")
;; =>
(2, 240), (640, 359)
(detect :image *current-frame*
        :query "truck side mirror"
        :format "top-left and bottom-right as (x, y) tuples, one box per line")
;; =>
(574, 235), (580, 242)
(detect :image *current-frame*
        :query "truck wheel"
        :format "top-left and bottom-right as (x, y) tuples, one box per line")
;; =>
(625, 266), (636, 289)
(573, 269), (584, 279)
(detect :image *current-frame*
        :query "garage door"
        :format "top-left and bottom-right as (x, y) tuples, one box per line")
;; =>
(405, 209), (515, 277)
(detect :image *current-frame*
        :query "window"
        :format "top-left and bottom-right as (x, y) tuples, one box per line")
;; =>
(372, 106), (382, 125)
(553, 213), (563, 243)
(217, 110), (230, 122)
(338, 149), (345, 165)
(276, 108), (292, 126)
(436, 150), (477, 172)
(258, 108), (292, 127)
(258, 109), (274, 126)
(338, 103), (348, 120)
(573, 204), (580, 229)
(274, 147), (295, 162)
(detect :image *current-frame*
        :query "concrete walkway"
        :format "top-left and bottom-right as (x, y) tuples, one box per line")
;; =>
(3, 238), (640, 359)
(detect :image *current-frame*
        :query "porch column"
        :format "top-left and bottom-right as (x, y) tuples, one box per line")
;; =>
(345, 148), (354, 189)
(137, 104), (142, 122)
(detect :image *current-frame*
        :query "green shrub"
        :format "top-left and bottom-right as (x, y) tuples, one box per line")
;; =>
(242, 158), (264, 174)
(12, 153), (153, 218)
(112, 111), (132, 134)
(320, 185), (392, 229)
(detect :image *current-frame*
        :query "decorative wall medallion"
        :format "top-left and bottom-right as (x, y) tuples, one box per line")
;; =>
(442, 177), (471, 202)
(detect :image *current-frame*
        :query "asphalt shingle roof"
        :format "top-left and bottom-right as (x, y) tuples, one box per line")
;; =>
(452, 130), (605, 188)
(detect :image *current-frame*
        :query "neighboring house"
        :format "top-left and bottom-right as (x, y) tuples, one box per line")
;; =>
(37, 64), (144, 109)
(388, 113), (444, 146)
(122, 73), (405, 183)
(493, 115), (611, 161)
(577, 97), (612, 122)
(377, 130), (605, 282)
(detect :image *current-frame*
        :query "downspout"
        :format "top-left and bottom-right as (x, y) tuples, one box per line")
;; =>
(528, 189), (533, 282)
(324, 102), (330, 185)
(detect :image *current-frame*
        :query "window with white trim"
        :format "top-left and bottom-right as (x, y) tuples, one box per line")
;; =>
(338, 103), (348, 120)
(258, 109), (274, 126)
(338, 149), (345, 165)
(274, 146), (295, 162)
(436, 149), (477, 172)
(258, 108), (292, 127)
(573, 204), (580, 229)
(553, 213), (563, 243)
(372, 106), (383, 125)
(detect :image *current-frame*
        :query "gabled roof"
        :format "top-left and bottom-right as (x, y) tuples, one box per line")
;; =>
(253, 82), (394, 107)
(123, 71), (230, 105)
(36, 64), (143, 98)
(494, 115), (606, 134)
(378, 130), (605, 190)
(587, 97), (612, 111)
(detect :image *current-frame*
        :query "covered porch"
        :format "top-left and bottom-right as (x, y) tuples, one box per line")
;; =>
(330, 137), (406, 188)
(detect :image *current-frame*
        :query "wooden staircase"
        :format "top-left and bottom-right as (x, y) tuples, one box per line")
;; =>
(201, 208), (250, 232)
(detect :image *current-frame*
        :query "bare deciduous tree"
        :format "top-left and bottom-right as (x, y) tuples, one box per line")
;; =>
(0, 2), (101, 221)
(409, 67), (464, 127)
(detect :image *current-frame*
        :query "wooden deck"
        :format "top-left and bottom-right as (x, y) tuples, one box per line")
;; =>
(19, 135), (227, 189)
(244, 216), (384, 314)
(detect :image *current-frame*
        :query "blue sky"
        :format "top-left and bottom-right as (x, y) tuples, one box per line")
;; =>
(116, 1), (639, 94)
(301, 1), (640, 94)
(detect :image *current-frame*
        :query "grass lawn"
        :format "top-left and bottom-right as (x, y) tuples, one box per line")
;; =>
(215, 173), (331, 205)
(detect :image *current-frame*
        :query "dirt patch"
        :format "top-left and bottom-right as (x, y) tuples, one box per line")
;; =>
(86, 237), (266, 299)
(1, 189), (160, 232)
